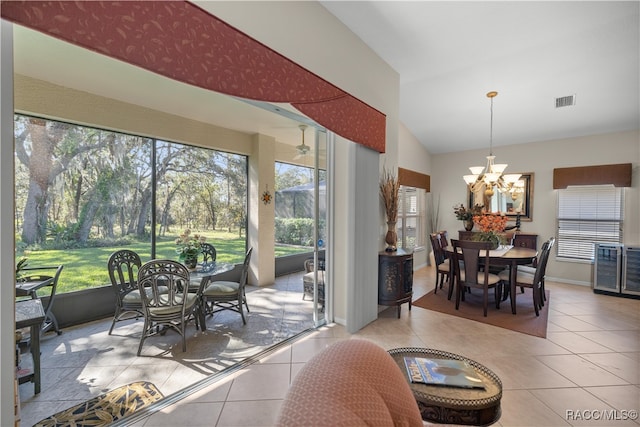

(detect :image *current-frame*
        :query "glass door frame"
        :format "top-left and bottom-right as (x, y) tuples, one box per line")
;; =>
(311, 127), (328, 326)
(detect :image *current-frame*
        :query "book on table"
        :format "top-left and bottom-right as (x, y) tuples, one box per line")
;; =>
(403, 357), (486, 389)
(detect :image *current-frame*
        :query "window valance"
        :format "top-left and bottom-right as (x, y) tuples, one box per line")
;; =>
(553, 163), (632, 189)
(2, 0), (386, 153)
(398, 167), (430, 191)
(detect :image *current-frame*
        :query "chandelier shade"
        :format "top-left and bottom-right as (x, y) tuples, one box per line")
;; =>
(464, 91), (520, 198)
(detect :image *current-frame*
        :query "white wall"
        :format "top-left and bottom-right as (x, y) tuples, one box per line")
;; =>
(432, 130), (639, 285)
(398, 121), (433, 268)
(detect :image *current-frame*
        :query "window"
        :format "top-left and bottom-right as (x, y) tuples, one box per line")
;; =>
(274, 162), (326, 257)
(14, 114), (248, 293)
(556, 185), (624, 261)
(397, 186), (424, 250)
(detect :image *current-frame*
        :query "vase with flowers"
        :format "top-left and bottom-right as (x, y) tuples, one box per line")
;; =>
(453, 204), (483, 231)
(472, 214), (509, 249)
(380, 168), (400, 252)
(175, 229), (206, 269)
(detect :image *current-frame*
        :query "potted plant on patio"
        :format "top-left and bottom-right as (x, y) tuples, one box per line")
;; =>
(175, 229), (206, 269)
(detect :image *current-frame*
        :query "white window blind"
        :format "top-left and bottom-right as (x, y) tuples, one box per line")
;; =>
(557, 185), (623, 261)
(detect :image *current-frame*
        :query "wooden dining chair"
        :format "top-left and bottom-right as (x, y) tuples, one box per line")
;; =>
(498, 238), (553, 315)
(451, 239), (503, 317)
(429, 233), (452, 299)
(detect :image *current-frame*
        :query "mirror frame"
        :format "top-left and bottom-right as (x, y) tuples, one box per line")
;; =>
(468, 172), (534, 221)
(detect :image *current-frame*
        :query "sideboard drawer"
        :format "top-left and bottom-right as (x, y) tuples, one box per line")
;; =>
(513, 233), (537, 250)
(459, 231), (538, 250)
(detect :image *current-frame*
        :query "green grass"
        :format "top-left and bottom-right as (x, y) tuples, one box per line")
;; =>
(16, 230), (310, 294)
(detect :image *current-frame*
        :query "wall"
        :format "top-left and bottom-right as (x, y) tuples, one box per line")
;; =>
(398, 122), (433, 268)
(200, 2), (401, 328)
(431, 130), (639, 285)
(15, 75), (254, 155)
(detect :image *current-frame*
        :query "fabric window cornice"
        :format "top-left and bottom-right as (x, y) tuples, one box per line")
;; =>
(553, 163), (632, 189)
(2, 0), (386, 152)
(398, 167), (430, 191)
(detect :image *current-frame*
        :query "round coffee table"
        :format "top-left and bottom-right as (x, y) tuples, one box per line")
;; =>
(388, 347), (502, 426)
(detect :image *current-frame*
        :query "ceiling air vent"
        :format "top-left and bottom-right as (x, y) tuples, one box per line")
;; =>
(555, 95), (575, 108)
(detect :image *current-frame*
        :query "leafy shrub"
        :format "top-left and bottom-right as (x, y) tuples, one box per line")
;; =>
(275, 218), (314, 246)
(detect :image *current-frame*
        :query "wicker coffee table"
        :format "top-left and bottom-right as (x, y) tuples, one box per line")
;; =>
(388, 347), (502, 426)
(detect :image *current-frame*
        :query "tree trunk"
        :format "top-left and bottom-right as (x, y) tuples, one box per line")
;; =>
(21, 119), (55, 244)
(136, 188), (152, 237)
(75, 189), (101, 243)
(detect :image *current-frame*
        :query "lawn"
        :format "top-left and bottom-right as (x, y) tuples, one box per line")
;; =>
(16, 230), (310, 294)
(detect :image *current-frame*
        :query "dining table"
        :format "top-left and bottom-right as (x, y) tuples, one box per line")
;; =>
(447, 245), (538, 314)
(189, 260), (235, 288)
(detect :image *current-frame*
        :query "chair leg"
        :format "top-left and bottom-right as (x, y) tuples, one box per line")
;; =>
(137, 318), (150, 356)
(108, 306), (122, 335)
(483, 288), (489, 317)
(532, 285), (540, 317)
(239, 303), (246, 325)
(243, 291), (250, 313)
(446, 274), (454, 300)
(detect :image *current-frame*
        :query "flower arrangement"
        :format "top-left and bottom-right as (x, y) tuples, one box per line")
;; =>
(472, 214), (509, 248)
(380, 168), (400, 224)
(380, 168), (400, 251)
(453, 204), (483, 220)
(175, 229), (206, 262)
(473, 214), (508, 233)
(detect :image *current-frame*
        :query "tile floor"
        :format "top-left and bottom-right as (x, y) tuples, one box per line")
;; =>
(18, 265), (640, 427)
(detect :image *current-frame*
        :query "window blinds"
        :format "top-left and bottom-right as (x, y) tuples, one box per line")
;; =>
(557, 185), (623, 260)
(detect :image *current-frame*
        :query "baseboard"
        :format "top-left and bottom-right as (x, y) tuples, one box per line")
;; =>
(545, 276), (591, 287)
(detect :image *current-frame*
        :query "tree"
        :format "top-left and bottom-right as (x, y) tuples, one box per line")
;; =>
(15, 117), (107, 245)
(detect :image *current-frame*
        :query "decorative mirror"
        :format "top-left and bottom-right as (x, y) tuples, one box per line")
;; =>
(468, 173), (534, 221)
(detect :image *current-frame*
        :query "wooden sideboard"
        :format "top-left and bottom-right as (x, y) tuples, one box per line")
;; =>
(458, 231), (538, 250)
(378, 249), (413, 318)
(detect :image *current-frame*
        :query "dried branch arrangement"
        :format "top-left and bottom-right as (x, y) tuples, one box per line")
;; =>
(379, 168), (400, 223)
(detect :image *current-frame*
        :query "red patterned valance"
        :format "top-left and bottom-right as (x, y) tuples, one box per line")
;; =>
(1, 0), (386, 152)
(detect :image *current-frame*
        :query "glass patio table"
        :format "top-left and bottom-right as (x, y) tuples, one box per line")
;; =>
(188, 260), (235, 292)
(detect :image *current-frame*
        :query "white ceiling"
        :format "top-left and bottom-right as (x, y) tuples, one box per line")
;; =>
(322, 1), (640, 154)
(11, 1), (640, 154)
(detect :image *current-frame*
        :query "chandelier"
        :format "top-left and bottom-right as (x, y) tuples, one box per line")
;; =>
(463, 91), (521, 198)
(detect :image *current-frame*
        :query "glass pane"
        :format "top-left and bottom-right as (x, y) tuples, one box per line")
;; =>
(156, 141), (248, 265)
(14, 114), (153, 293)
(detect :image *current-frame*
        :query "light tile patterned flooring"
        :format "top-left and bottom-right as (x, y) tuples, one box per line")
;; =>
(19, 266), (639, 426)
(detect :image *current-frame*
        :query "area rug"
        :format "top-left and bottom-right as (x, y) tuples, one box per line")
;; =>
(34, 381), (164, 427)
(413, 288), (550, 338)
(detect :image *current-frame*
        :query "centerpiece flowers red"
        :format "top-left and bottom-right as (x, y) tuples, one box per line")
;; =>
(472, 214), (509, 248)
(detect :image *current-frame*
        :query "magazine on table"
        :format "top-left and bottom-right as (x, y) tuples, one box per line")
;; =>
(403, 357), (486, 389)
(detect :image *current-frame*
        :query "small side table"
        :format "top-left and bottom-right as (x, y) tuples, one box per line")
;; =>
(378, 249), (413, 318)
(388, 347), (502, 426)
(16, 299), (45, 394)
